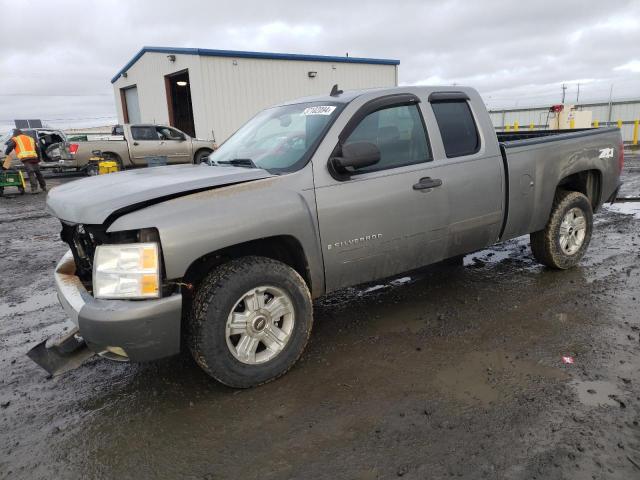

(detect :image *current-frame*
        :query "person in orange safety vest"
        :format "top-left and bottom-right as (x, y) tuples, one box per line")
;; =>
(3, 129), (47, 193)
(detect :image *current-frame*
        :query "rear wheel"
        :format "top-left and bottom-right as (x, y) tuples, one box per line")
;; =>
(530, 190), (593, 269)
(188, 256), (313, 388)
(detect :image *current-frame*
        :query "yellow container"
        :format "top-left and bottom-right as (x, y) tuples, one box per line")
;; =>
(98, 161), (119, 175)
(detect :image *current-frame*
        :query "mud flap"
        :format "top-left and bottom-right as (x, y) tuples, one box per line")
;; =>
(27, 328), (95, 376)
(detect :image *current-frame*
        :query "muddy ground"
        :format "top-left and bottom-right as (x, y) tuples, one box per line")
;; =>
(1, 155), (640, 480)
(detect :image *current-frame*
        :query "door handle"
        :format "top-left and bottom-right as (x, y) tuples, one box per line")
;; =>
(133, 142), (139, 146)
(413, 177), (442, 190)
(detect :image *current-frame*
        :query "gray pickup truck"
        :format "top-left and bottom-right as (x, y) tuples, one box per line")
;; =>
(38, 86), (623, 388)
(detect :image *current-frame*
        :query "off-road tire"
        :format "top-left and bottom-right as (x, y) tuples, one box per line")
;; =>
(188, 256), (313, 388)
(530, 190), (593, 269)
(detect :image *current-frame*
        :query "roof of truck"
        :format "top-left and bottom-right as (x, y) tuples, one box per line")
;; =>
(111, 46), (400, 83)
(278, 85), (478, 107)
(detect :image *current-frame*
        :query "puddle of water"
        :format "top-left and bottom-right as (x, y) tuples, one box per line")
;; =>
(0, 290), (59, 317)
(435, 350), (567, 406)
(571, 380), (623, 407)
(603, 202), (640, 219)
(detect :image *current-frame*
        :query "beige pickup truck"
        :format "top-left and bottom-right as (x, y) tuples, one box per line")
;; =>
(67, 124), (217, 173)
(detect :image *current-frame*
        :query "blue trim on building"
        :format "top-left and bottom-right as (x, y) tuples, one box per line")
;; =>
(111, 46), (400, 83)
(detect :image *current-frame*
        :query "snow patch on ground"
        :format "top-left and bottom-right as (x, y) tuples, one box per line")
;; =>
(603, 202), (640, 219)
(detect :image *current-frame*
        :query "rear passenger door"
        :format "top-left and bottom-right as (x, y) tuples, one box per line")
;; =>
(315, 95), (452, 291)
(428, 93), (504, 256)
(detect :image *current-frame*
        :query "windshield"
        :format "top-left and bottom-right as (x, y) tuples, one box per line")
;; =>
(208, 101), (342, 173)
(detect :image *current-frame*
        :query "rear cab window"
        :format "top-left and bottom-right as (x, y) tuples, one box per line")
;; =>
(431, 99), (480, 158)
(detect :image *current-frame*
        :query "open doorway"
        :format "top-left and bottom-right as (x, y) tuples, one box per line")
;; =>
(165, 70), (196, 137)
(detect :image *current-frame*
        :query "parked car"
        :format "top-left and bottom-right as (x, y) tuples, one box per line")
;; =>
(40, 86), (623, 388)
(66, 124), (217, 173)
(1, 128), (73, 170)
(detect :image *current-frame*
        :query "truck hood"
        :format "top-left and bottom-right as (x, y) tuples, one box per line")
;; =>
(46, 164), (273, 225)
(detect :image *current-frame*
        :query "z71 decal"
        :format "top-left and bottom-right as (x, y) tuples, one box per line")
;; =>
(599, 147), (614, 159)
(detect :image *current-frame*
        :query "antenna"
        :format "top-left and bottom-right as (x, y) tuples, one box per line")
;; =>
(330, 84), (343, 97)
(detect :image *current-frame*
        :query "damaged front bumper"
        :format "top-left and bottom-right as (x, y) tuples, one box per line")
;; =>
(52, 250), (182, 363)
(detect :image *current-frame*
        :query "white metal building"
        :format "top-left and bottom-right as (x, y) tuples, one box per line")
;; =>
(111, 47), (399, 142)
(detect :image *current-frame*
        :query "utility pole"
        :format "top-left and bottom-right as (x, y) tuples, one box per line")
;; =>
(561, 84), (567, 103)
(576, 83), (580, 104)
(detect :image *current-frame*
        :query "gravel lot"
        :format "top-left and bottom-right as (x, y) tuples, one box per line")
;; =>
(1, 155), (640, 480)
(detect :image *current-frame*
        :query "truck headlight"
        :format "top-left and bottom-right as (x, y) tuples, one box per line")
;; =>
(93, 243), (160, 299)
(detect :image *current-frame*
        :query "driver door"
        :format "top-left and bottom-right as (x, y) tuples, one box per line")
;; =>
(314, 98), (450, 291)
(156, 126), (191, 164)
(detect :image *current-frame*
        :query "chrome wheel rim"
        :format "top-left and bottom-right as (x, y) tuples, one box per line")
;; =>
(225, 286), (295, 364)
(559, 208), (587, 255)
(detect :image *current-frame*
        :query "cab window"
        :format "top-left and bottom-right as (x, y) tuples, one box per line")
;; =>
(157, 127), (184, 140)
(343, 104), (431, 173)
(431, 100), (480, 157)
(131, 126), (159, 141)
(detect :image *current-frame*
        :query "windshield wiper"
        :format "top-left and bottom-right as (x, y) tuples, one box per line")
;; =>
(215, 158), (258, 169)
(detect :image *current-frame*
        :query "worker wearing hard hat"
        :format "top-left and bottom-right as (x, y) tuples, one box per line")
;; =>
(4, 129), (47, 193)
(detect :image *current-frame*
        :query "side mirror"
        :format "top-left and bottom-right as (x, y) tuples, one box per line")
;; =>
(330, 141), (380, 171)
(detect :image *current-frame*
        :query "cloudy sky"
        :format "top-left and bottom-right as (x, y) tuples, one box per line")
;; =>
(1, 0), (639, 131)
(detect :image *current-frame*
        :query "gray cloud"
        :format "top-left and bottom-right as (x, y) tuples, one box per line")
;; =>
(1, 0), (638, 131)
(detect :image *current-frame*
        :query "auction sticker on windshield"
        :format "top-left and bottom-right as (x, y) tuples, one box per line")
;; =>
(303, 106), (336, 115)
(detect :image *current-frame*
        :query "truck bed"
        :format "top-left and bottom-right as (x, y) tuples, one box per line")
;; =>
(497, 127), (621, 243)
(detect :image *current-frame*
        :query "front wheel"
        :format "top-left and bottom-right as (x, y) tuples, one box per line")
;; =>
(530, 190), (593, 269)
(188, 256), (313, 388)
(194, 149), (212, 165)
